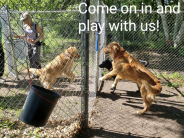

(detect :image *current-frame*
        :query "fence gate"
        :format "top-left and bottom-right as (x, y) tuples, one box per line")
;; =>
(0, 1), (94, 137)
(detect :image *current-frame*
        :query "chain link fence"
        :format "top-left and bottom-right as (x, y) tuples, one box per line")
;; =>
(1, 0), (184, 138)
(88, 2), (184, 138)
(106, 11), (184, 73)
(0, 1), (93, 137)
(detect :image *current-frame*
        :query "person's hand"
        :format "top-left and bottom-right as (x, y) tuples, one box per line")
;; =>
(29, 39), (36, 44)
(14, 35), (19, 38)
(27, 38), (35, 44)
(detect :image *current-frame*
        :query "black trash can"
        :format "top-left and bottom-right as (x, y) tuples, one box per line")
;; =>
(19, 85), (61, 127)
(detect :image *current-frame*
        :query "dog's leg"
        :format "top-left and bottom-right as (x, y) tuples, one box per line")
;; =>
(136, 84), (140, 93)
(137, 85), (152, 114)
(42, 76), (57, 89)
(65, 71), (75, 82)
(110, 76), (120, 93)
(99, 71), (117, 81)
(43, 82), (51, 89)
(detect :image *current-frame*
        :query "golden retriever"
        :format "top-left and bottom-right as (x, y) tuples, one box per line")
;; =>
(27, 46), (80, 89)
(99, 42), (162, 114)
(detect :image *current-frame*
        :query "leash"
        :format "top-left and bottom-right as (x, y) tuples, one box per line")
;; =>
(26, 62), (56, 105)
(109, 67), (113, 71)
(26, 62), (32, 86)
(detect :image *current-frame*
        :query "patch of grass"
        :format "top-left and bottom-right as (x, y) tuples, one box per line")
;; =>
(102, 68), (108, 76)
(165, 82), (181, 88)
(0, 93), (26, 110)
(157, 72), (184, 88)
(16, 109), (22, 117)
(0, 118), (15, 129)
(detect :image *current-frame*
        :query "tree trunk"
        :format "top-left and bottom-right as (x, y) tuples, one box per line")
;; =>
(156, 0), (169, 40)
(173, 0), (184, 48)
(174, 21), (184, 47)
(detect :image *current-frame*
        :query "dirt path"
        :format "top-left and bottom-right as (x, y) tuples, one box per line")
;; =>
(86, 79), (184, 138)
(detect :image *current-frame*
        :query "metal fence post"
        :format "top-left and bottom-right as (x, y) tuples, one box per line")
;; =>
(83, 0), (90, 130)
(95, 0), (101, 93)
(41, 18), (45, 58)
(6, 5), (19, 80)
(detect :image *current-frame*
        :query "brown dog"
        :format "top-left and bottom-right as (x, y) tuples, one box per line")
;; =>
(99, 42), (162, 114)
(27, 46), (80, 89)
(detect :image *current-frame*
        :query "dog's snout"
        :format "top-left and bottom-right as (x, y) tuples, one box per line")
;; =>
(75, 53), (80, 58)
(102, 48), (106, 53)
(103, 48), (110, 55)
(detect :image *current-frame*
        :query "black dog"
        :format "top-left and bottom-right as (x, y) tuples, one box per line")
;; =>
(99, 59), (149, 93)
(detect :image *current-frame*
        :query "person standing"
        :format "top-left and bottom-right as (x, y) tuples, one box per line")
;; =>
(0, 20), (5, 77)
(14, 12), (44, 79)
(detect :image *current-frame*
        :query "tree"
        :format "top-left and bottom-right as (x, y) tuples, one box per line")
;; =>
(173, 0), (184, 48)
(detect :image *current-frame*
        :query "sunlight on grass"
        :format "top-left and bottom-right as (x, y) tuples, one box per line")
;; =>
(156, 72), (184, 88)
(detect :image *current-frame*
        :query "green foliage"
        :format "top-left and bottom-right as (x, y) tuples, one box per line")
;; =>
(161, 72), (184, 80)
(166, 82), (180, 88)
(102, 68), (108, 76)
(179, 46), (184, 56)
(123, 41), (142, 50)
(0, 93), (26, 110)
(102, 0), (180, 9)
(0, 0), (80, 11)
(158, 72), (184, 88)
(0, 118), (15, 129)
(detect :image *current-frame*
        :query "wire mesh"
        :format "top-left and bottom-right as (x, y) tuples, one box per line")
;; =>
(89, 2), (184, 138)
(0, 1), (86, 137)
(0, 0), (184, 138)
(106, 11), (184, 73)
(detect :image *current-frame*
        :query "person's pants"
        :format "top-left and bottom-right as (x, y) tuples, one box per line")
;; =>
(27, 44), (41, 69)
(0, 43), (4, 77)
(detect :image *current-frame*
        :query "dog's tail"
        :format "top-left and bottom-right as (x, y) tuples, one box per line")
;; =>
(23, 68), (43, 76)
(29, 68), (43, 76)
(140, 79), (162, 95)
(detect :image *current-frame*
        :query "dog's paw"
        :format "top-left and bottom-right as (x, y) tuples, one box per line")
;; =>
(22, 69), (28, 74)
(110, 87), (115, 90)
(137, 111), (143, 114)
(70, 78), (75, 83)
(50, 87), (55, 91)
(70, 74), (75, 82)
(112, 83), (116, 88)
(137, 110), (146, 114)
(110, 91), (115, 94)
(110, 87), (116, 94)
(99, 77), (104, 81)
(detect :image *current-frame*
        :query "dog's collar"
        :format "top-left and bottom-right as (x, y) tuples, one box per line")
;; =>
(109, 67), (113, 71)
(64, 53), (72, 59)
(114, 50), (125, 59)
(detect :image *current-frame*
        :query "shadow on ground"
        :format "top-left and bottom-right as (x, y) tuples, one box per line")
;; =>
(87, 80), (184, 138)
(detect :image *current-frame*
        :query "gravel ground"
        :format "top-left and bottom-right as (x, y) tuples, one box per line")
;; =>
(85, 79), (184, 138)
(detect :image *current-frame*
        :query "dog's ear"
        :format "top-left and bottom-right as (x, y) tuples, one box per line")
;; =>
(112, 45), (119, 52)
(70, 45), (73, 47)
